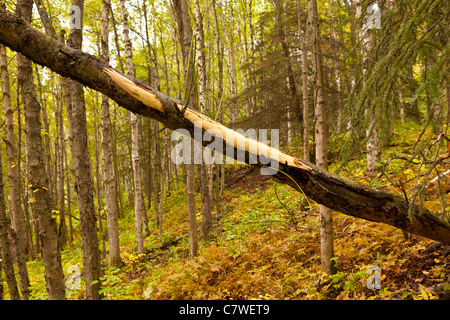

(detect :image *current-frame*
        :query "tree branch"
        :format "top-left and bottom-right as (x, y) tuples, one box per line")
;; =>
(0, 8), (449, 244)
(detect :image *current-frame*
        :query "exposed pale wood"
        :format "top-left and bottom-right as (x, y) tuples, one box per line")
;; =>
(0, 8), (449, 244)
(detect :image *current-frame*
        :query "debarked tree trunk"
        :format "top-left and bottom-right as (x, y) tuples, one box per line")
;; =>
(0, 8), (449, 245)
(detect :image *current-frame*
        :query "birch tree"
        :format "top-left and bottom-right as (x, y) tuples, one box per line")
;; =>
(194, 0), (213, 238)
(119, 0), (145, 256)
(101, 0), (122, 267)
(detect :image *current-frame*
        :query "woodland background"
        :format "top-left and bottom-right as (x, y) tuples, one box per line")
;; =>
(0, 0), (449, 300)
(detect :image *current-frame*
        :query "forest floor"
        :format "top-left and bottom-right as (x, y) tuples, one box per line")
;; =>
(16, 122), (450, 300)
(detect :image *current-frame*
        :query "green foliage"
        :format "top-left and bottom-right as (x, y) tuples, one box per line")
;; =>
(2, 0), (449, 302)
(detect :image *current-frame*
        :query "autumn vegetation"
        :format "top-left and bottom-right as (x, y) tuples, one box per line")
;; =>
(0, 0), (449, 301)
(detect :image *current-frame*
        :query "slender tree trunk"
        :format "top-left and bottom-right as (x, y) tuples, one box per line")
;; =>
(356, 2), (381, 172)
(33, 0), (56, 38)
(309, 0), (336, 275)
(213, 0), (225, 197)
(119, 0), (145, 255)
(34, 65), (54, 207)
(93, 94), (106, 259)
(0, 45), (30, 299)
(172, 0), (199, 257)
(66, 0), (102, 300)
(447, 82), (450, 155)
(17, 96), (38, 258)
(0, 144), (21, 300)
(1, 43), (31, 300)
(100, 0), (122, 267)
(194, 0), (207, 114)
(194, 0), (212, 238)
(65, 141), (73, 242)
(187, 144), (198, 258)
(298, 0), (310, 162)
(226, 4), (238, 124)
(55, 65), (68, 247)
(57, 30), (74, 245)
(16, 0), (65, 299)
(273, 0), (300, 147)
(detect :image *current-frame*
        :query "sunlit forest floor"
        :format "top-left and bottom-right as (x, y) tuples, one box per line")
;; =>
(11, 122), (450, 300)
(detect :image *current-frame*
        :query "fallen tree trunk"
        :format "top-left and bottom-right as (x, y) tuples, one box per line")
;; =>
(1, 8), (449, 244)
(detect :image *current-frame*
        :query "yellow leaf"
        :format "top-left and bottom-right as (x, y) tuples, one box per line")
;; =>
(403, 169), (415, 179)
(434, 259), (440, 263)
(380, 274), (386, 281)
(421, 290), (429, 300)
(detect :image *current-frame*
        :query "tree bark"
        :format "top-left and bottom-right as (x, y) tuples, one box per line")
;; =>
(57, 73), (68, 248)
(1, 8), (449, 245)
(0, 147), (21, 300)
(309, 0), (336, 275)
(15, 0), (65, 300)
(212, 0), (225, 197)
(1, 43), (31, 299)
(297, 0), (310, 162)
(273, 0), (300, 147)
(1, 42), (30, 299)
(100, 0), (122, 267)
(93, 93), (106, 259)
(357, 2), (382, 172)
(119, 0), (145, 256)
(65, 0), (102, 300)
(172, 0), (199, 257)
(194, 0), (213, 238)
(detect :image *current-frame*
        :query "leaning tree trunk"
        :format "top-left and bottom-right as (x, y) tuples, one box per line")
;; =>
(0, 8), (449, 245)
